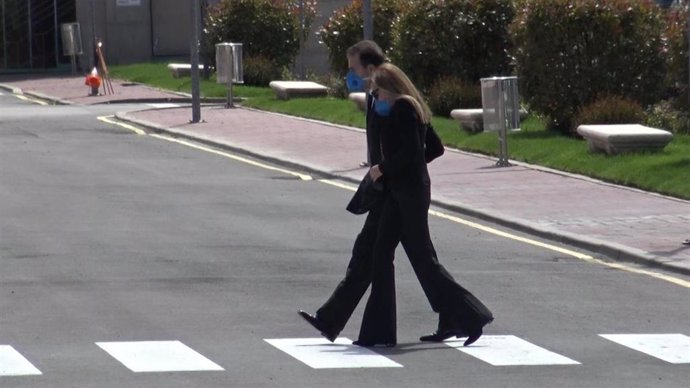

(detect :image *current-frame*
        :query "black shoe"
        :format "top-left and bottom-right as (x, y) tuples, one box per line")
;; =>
(463, 327), (483, 347)
(298, 310), (337, 342)
(352, 340), (396, 348)
(419, 330), (466, 342)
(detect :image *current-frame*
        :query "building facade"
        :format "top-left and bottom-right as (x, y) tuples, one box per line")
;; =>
(1, 0), (350, 75)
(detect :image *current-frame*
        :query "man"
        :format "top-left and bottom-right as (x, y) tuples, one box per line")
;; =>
(298, 40), (393, 344)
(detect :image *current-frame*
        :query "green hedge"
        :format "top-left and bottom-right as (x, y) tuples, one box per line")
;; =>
(511, 0), (667, 134)
(203, 0), (308, 70)
(663, 5), (689, 110)
(390, 0), (515, 90)
(318, 0), (400, 75)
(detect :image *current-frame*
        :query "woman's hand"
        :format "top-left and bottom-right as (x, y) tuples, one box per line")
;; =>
(369, 164), (383, 181)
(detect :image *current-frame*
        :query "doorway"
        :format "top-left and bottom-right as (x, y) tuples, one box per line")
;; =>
(0, 0), (76, 71)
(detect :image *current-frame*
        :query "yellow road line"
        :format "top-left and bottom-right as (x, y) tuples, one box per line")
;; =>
(16, 94), (48, 106)
(428, 209), (690, 289)
(98, 115), (146, 135)
(99, 116), (690, 289)
(149, 134), (313, 181)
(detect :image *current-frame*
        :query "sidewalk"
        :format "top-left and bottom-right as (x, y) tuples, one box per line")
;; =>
(2, 75), (690, 275)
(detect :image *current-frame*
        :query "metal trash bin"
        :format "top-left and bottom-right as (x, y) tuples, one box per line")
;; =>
(216, 42), (243, 107)
(480, 76), (520, 166)
(60, 22), (83, 73)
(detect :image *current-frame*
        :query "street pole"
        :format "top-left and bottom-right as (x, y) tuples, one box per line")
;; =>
(363, 0), (373, 40)
(190, 0), (201, 123)
(90, 0), (96, 69)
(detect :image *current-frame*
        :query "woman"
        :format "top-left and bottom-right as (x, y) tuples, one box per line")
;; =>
(354, 63), (494, 347)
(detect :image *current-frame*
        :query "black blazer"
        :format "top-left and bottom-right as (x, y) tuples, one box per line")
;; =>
(377, 99), (429, 190)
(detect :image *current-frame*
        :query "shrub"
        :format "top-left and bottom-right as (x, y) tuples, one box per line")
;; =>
(510, 0), (667, 134)
(572, 95), (645, 133)
(662, 5), (689, 109)
(318, 0), (401, 75)
(645, 100), (690, 134)
(427, 76), (482, 117)
(242, 55), (283, 86)
(203, 0), (314, 70)
(390, 0), (515, 90)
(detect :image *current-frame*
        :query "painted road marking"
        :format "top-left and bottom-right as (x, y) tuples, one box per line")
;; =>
(15, 94), (48, 105)
(148, 103), (180, 109)
(149, 134), (313, 181)
(445, 335), (580, 366)
(99, 117), (690, 290)
(98, 115), (146, 135)
(0, 345), (42, 376)
(264, 338), (403, 369)
(600, 334), (690, 364)
(96, 340), (224, 373)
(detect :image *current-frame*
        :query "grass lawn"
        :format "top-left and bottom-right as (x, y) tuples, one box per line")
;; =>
(109, 62), (690, 200)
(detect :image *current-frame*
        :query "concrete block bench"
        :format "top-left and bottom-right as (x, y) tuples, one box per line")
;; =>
(450, 108), (528, 133)
(348, 92), (367, 111)
(167, 63), (206, 78)
(450, 109), (484, 132)
(268, 81), (328, 100)
(576, 124), (673, 154)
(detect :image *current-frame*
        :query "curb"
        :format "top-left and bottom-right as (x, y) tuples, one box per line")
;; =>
(4, 80), (687, 276)
(113, 110), (690, 277)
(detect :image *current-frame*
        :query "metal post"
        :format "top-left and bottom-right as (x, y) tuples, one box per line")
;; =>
(190, 0), (201, 123)
(363, 0), (373, 40)
(53, 0), (59, 70)
(28, 0), (33, 68)
(496, 80), (509, 167)
(297, 0), (305, 79)
(90, 0), (95, 69)
(226, 47), (234, 108)
(687, 0), (690, 107)
(1, 0), (6, 68)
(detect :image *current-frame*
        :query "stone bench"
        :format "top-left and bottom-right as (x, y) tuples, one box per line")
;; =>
(576, 124), (673, 154)
(450, 109), (484, 133)
(268, 81), (328, 100)
(167, 63), (207, 78)
(348, 92), (367, 111)
(450, 108), (528, 133)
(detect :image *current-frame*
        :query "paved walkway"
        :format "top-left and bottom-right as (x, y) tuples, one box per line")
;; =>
(2, 74), (690, 274)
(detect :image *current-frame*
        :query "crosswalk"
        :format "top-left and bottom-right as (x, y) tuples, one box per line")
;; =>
(2, 333), (689, 376)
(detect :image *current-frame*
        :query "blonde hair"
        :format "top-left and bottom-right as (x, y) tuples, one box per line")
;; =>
(370, 63), (432, 124)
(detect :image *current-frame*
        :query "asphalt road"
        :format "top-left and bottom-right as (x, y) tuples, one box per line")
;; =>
(1, 93), (689, 387)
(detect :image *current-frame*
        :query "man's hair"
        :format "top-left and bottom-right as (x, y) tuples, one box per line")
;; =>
(346, 40), (386, 68)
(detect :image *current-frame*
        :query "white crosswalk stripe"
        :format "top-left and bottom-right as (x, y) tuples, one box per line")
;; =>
(0, 345), (42, 376)
(264, 338), (403, 369)
(4, 333), (690, 377)
(600, 334), (690, 364)
(95, 340), (224, 373)
(445, 335), (581, 366)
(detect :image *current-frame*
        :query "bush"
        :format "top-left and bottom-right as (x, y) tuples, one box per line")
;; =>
(646, 100), (690, 134)
(511, 0), (667, 134)
(427, 76), (482, 117)
(572, 95), (645, 133)
(319, 0), (401, 75)
(242, 55), (283, 86)
(390, 0), (515, 90)
(203, 0), (313, 70)
(662, 5), (689, 109)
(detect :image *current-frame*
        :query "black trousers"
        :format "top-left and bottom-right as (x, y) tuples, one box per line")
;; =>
(315, 204), (395, 336)
(359, 185), (493, 341)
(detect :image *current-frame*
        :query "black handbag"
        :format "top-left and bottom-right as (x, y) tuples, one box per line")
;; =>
(424, 123), (444, 163)
(346, 172), (384, 215)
